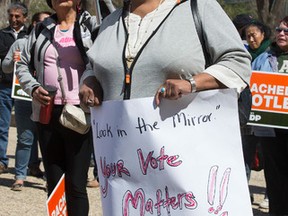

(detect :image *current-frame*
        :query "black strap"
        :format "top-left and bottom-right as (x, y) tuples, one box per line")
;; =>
(121, 1), (183, 100)
(190, 0), (211, 68)
(191, 0), (252, 126)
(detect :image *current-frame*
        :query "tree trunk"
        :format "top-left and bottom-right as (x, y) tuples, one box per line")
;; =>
(256, 0), (286, 34)
(23, 0), (30, 9)
(82, 0), (97, 15)
(0, 0), (10, 28)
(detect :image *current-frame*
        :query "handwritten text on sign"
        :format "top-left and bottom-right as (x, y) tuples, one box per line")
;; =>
(91, 89), (252, 216)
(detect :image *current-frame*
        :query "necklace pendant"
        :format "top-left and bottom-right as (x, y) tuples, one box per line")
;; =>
(126, 56), (134, 62)
(126, 56), (134, 68)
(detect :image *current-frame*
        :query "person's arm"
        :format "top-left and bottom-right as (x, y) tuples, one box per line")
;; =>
(2, 39), (25, 74)
(15, 28), (41, 97)
(155, 0), (251, 105)
(199, 0), (251, 90)
(154, 73), (224, 106)
(1, 46), (15, 74)
(79, 64), (103, 111)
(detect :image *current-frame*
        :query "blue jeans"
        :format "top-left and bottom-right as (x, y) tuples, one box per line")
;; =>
(0, 83), (13, 168)
(14, 99), (37, 180)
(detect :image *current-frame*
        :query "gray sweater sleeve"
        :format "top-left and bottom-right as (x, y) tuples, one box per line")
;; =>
(15, 29), (40, 97)
(2, 38), (27, 74)
(200, 0), (252, 91)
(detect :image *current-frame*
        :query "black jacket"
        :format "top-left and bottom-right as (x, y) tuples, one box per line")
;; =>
(0, 25), (27, 84)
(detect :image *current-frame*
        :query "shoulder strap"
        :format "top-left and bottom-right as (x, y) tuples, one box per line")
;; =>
(29, 22), (46, 73)
(34, 22), (45, 38)
(190, 0), (211, 67)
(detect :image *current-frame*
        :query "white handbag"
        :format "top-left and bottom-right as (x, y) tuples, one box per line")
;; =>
(59, 104), (90, 134)
(55, 49), (90, 134)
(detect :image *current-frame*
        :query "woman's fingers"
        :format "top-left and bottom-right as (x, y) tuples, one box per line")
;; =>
(154, 79), (190, 106)
(32, 86), (51, 106)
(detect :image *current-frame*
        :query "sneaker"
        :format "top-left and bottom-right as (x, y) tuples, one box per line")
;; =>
(259, 198), (269, 209)
(0, 163), (8, 174)
(28, 166), (44, 178)
(87, 178), (99, 188)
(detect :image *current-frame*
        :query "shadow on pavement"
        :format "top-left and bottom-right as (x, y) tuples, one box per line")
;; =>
(0, 176), (46, 191)
(253, 208), (269, 216)
(7, 154), (15, 160)
(250, 185), (266, 196)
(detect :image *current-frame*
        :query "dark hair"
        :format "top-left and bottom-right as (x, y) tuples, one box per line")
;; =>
(46, 0), (52, 9)
(27, 11), (52, 34)
(280, 16), (288, 25)
(245, 20), (271, 41)
(8, 2), (28, 17)
(232, 14), (254, 39)
(233, 14), (254, 30)
(31, 11), (52, 23)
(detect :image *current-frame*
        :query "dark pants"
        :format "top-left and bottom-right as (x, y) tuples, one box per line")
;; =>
(37, 105), (92, 216)
(91, 132), (98, 180)
(241, 134), (259, 180)
(261, 130), (288, 215)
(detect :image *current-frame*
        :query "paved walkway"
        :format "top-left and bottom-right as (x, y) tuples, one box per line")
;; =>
(0, 126), (269, 216)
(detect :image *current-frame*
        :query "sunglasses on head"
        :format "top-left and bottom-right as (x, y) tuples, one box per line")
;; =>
(275, 27), (288, 34)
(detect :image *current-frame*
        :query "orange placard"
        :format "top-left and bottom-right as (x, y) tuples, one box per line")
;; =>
(15, 76), (19, 84)
(250, 71), (288, 113)
(11, 71), (31, 101)
(46, 174), (67, 216)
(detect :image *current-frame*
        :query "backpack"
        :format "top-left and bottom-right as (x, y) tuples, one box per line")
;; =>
(190, 0), (252, 127)
(29, 14), (99, 73)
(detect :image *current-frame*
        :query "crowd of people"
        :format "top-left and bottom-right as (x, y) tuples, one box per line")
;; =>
(0, 1), (100, 214)
(0, 0), (287, 216)
(233, 13), (288, 216)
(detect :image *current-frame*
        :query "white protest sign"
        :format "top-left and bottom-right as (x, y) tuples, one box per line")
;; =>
(11, 64), (32, 101)
(91, 89), (252, 216)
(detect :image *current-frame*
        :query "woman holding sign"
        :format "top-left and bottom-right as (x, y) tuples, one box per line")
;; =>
(79, 0), (252, 214)
(80, 0), (251, 206)
(251, 16), (288, 216)
(79, 0), (251, 105)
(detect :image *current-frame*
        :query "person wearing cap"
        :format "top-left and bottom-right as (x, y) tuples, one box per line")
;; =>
(251, 16), (288, 216)
(233, 13), (254, 40)
(241, 19), (272, 206)
(233, 13), (254, 49)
